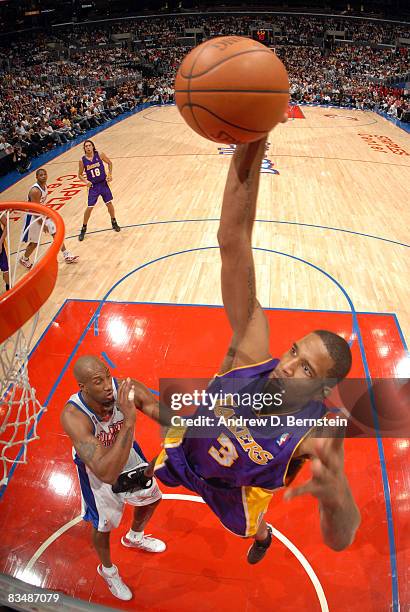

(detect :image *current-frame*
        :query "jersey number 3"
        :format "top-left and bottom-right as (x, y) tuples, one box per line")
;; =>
(208, 433), (238, 467)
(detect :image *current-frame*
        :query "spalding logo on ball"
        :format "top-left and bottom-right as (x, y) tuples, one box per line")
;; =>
(175, 36), (289, 144)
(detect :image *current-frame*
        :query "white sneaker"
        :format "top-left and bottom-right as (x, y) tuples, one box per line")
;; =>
(121, 533), (166, 553)
(19, 256), (33, 269)
(97, 564), (132, 601)
(63, 252), (79, 264)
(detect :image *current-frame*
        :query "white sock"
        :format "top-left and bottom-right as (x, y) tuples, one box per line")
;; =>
(62, 250), (69, 257)
(102, 564), (117, 576)
(127, 529), (143, 542)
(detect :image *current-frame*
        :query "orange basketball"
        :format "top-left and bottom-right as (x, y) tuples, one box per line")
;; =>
(175, 36), (289, 144)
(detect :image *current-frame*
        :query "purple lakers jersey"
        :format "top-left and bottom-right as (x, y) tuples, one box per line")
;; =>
(182, 359), (327, 490)
(82, 152), (107, 185)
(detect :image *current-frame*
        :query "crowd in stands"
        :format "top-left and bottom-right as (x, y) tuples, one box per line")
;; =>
(0, 13), (409, 176)
(48, 15), (410, 48)
(282, 45), (409, 112)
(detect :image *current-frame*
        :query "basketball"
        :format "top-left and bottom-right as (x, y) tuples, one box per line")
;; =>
(339, 378), (410, 438)
(175, 36), (289, 144)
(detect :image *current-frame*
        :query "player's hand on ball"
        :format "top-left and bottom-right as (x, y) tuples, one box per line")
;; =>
(284, 437), (348, 508)
(175, 36), (289, 144)
(118, 378), (137, 423)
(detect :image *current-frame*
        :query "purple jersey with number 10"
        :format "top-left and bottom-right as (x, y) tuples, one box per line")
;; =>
(82, 152), (107, 185)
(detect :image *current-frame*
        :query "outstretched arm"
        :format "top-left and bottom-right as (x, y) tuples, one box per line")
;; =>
(128, 378), (174, 427)
(285, 435), (361, 551)
(217, 137), (270, 372)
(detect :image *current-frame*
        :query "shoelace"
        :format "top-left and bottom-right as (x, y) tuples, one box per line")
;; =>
(135, 534), (158, 545)
(102, 567), (119, 579)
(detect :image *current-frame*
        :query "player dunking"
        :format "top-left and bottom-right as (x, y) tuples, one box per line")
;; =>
(78, 140), (120, 241)
(122, 132), (361, 564)
(20, 168), (78, 269)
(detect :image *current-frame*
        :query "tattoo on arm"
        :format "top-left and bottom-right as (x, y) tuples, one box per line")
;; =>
(247, 266), (256, 320)
(227, 346), (236, 358)
(78, 441), (98, 462)
(244, 174), (252, 218)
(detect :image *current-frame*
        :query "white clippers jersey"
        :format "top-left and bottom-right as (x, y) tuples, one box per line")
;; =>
(67, 379), (161, 532)
(28, 182), (48, 204)
(68, 378), (146, 474)
(23, 182), (51, 239)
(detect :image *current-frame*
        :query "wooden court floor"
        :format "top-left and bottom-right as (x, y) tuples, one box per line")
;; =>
(0, 106), (409, 610)
(1, 105), (409, 348)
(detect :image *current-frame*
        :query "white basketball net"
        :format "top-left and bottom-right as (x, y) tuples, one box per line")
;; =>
(0, 208), (53, 487)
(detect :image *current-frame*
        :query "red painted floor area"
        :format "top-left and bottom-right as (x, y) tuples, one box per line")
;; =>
(0, 300), (408, 611)
(288, 105), (305, 119)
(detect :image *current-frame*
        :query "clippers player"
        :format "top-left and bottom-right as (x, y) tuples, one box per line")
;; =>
(78, 140), (120, 241)
(19, 168), (78, 269)
(61, 356), (165, 601)
(124, 132), (361, 564)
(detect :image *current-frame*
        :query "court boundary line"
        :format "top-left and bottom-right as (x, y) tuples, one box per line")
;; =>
(21, 515), (83, 575)
(61, 218), (409, 249)
(353, 319), (399, 609)
(46, 152), (410, 169)
(392, 314), (409, 352)
(86, 245), (360, 341)
(101, 351), (116, 368)
(25, 218), (408, 252)
(58, 297), (401, 316)
(21, 494), (329, 612)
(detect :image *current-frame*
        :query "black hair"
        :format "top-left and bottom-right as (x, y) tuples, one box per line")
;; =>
(313, 330), (352, 384)
(36, 168), (46, 177)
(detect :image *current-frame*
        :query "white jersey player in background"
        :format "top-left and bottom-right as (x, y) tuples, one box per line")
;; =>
(61, 356), (166, 601)
(19, 167), (78, 269)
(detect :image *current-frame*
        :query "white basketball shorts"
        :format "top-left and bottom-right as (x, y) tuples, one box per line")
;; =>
(77, 462), (162, 532)
(25, 215), (56, 243)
